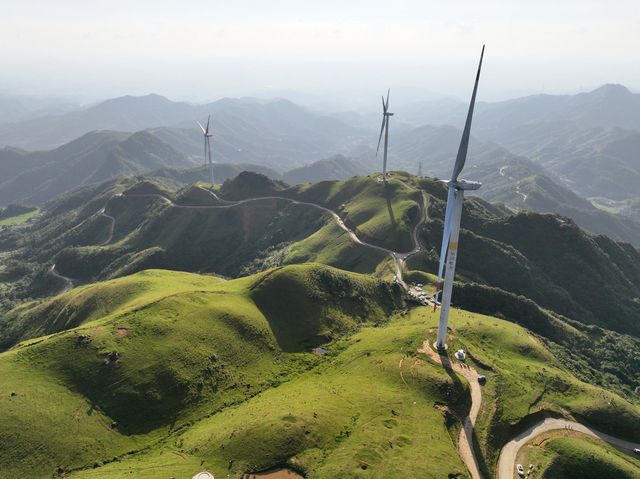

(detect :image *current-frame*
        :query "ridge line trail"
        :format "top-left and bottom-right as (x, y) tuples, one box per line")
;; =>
(99, 208), (116, 244)
(48, 264), (73, 295)
(496, 417), (640, 479)
(418, 340), (483, 479)
(117, 176), (429, 288)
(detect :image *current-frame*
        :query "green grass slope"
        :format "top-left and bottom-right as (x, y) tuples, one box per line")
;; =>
(0, 266), (638, 478)
(523, 436), (640, 479)
(222, 172), (423, 253)
(0, 270), (224, 349)
(418, 306), (640, 474)
(0, 265), (405, 477)
(66, 303), (640, 479)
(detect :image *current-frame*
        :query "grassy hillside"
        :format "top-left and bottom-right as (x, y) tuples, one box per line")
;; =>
(413, 178), (640, 338)
(414, 307), (640, 474)
(0, 172), (421, 309)
(0, 208), (39, 226)
(1, 266), (638, 478)
(0, 265), (404, 477)
(287, 173), (422, 252)
(521, 435), (640, 479)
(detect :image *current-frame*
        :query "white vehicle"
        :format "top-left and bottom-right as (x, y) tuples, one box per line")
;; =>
(516, 464), (525, 476)
(454, 349), (466, 361)
(634, 447), (640, 455)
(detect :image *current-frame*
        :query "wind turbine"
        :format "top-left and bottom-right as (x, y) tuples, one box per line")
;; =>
(434, 45), (485, 351)
(197, 115), (214, 186)
(376, 89), (393, 180)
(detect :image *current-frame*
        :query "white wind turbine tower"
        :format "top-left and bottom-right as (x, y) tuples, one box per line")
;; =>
(376, 89), (393, 180)
(435, 45), (485, 351)
(197, 115), (214, 186)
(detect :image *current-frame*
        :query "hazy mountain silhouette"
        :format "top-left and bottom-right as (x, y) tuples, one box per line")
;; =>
(0, 130), (195, 205)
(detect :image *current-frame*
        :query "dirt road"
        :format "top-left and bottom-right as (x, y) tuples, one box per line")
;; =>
(496, 417), (640, 479)
(419, 340), (483, 479)
(119, 176), (429, 288)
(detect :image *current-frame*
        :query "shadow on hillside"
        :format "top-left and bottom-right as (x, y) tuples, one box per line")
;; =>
(383, 182), (397, 228)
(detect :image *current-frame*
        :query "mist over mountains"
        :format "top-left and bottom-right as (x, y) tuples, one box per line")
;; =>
(1, 84), (640, 244)
(2, 84), (640, 479)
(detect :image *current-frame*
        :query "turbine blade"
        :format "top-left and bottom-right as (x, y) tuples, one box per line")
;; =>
(437, 187), (457, 281)
(451, 45), (485, 182)
(205, 115), (211, 135)
(381, 95), (387, 113)
(386, 88), (390, 110)
(376, 116), (386, 155)
(197, 120), (206, 135)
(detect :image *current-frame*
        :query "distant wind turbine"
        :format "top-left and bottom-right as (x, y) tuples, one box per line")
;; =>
(197, 115), (214, 186)
(435, 45), (485, 351)
(376, 89), (394, 179)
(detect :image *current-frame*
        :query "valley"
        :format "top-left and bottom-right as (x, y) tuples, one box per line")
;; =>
(1, 167), (639, 478)
(1, 62), (640, 479)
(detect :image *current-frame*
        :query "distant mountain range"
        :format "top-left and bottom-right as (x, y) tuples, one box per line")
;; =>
(0, 95), (367, 169)
(0, 94), (79, 125)
(400, 85), (640, 205)
(402, 84), (640, 132)
(282, 154), (369, 184)
(0, 130), (196, 205)
(2, 85), (640, 241)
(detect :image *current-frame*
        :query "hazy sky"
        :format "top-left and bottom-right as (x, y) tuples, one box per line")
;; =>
(2, 0), (639, 106)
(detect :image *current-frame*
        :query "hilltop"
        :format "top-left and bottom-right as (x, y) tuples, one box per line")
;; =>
(3, 172), (640, 338)
(1, 172), (639, 400)
(0, 266), (637, 478)
(0, 130), (196, 206)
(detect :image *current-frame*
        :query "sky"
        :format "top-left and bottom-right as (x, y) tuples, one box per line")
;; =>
(1, 0), (639, 107)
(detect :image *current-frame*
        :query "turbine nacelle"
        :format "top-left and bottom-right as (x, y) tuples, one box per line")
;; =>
(445, 179), (482, 191)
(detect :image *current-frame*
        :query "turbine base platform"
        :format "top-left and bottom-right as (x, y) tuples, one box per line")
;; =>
(433, 341), (448, 352)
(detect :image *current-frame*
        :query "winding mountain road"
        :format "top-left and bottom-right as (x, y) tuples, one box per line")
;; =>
(99, 208), (116, 245)
(118, 178), (429, 288)
(48, 264), (73, 295)
(496, 417), (640, 479)
(42, 178), (640, 477)
(421, 338), (640, 479)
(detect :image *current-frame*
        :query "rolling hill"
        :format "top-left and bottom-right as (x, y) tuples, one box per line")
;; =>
(1, 170), (640, 477)
(0, 130), (196, 206)
(0, 266), (637, 478)
(412, 177), (640, 337)
(3, 172), (640, 345)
